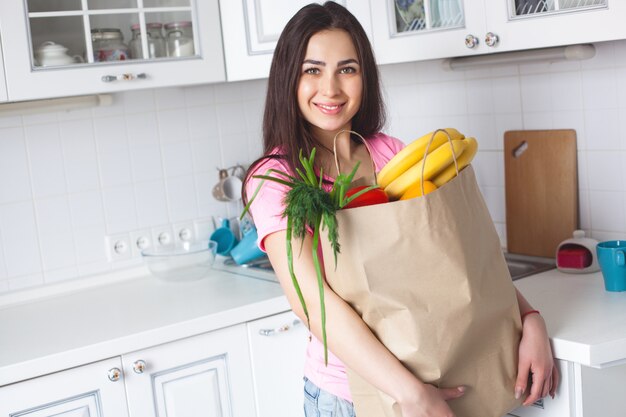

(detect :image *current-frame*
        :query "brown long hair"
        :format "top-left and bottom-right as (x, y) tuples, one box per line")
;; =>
(242, 1), (386, 204)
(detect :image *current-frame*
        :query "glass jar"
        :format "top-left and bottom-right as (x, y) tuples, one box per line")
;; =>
(164, 21), (195, 57)
(92, 28), (130, 62)
(129, 23), (166, 59)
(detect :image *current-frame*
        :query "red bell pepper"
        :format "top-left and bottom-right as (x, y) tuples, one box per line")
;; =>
(343, 185), (389, 209)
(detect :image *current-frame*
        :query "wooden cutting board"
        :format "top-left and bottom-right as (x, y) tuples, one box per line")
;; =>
(504, 130), (578, 258)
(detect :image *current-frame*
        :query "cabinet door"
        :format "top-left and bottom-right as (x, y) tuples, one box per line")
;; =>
(0, 0), (225, 101)
(219, 0), (372, 82)
(486, 0), (626, 53)
(247, 311), (308, 417)
(0, 357), (129, 417)
(370, 0), (488, 65)
(122, 324), (255, 417)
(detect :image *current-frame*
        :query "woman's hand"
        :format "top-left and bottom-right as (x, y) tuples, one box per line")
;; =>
(398, 383), (465, 417)
(515, 313), (560, 406)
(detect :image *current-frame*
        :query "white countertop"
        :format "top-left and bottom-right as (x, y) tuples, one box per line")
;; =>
(515, 268), (626, 368)
(0, 265), (288, 387)
(2, 263), (625, 388)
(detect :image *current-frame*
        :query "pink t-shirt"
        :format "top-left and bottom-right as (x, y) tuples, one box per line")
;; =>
(245, 133), (405, 402)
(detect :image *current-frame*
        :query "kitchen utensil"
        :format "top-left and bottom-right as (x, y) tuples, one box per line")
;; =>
(142, 240), (217, 282)
(209, 219), (238, 256)
(34, 42), (84, 66)
(556, 230), (600, 273)
(212, 167), (243, 202)
(596, 240), (626, 292)
(504, 130), (578, 258)
(230, 225), (265, 265)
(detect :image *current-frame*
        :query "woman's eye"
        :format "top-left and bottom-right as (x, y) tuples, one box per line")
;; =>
(304, 67), (320, 75)
(340, 67), (357, 74)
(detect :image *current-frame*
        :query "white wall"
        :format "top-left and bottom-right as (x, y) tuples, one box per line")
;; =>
(1, 39), (626, 293)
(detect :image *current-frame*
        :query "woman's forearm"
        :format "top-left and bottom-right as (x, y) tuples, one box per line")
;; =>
(264, 231), (424, 403)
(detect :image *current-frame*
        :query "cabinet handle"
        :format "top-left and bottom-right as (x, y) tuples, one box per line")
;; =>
(101, 73), (148, 83)
(485, 32), (499, 47)
(259, 319), (302, 336)
(133, 359), (147, 374)
(107, 367), (122, 382)
(464, 34), (479, 49)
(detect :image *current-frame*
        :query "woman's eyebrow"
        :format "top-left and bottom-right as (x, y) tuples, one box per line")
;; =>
(302, 58), (360, 66)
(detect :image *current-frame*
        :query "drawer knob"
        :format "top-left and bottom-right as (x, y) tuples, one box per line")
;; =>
(485, 32), (499, 47)
(133, 359), (147, 374)
(465, 34), (479, 49)
(107, 367), (122, 382)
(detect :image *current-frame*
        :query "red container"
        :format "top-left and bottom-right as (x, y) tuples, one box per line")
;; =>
(557, 245), (592, 269)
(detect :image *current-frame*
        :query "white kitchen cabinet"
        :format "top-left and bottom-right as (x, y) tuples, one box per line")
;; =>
(508, 360), (626, 417)
(123, 323), (256, 417)
(371, 0), (626, 66)
(0, 357), (130, 417)
(0, 324), (255, 417)
(0, 0), (225, 101)
(219, 0), (372, 82)
(247, 311), (308, 417)
(486, 1), (626, 54)
(370, 0), (486, 64)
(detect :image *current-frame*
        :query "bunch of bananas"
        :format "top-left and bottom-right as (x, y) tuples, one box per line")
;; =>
(378, 128), (478, 201)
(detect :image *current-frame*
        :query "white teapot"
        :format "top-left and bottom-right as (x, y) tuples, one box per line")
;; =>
(34, 42), (84, 67)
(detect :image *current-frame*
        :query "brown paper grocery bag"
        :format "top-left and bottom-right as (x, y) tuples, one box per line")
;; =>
(320, 165), (522, 417)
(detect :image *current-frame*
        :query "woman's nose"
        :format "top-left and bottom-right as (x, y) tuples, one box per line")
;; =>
(320, 73), (339, 96)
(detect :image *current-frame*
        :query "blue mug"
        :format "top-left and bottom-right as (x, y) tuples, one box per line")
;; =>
(596, 240), (626, 292)
(231, 226), (266, 265)
(209, 219), (238, 256)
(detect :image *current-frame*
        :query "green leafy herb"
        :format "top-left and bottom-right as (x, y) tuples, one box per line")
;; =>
(241, 148), (379, 364)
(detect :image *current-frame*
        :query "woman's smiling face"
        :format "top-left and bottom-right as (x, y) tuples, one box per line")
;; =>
(297, 29), (363, 142)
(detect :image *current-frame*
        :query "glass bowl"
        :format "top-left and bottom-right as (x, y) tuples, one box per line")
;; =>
(142, 240), (217, 282)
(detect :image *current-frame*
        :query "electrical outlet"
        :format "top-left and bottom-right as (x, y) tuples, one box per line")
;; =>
(130, 229), (153, 257)
(151, 225), (174, 248)
(173, 222), (195, 246)
(104, 233), (132, 262)
(194, 217), (215, 242)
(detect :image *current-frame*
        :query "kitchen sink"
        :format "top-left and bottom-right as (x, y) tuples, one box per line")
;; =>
(503, 252), (555, 280)
(221, 253), (555, 282)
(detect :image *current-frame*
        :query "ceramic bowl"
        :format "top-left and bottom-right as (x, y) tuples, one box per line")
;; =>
(142, 240), (217, 282)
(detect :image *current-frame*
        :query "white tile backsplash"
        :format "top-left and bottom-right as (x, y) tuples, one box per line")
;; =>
(3, 39), (626, 293)
(25, 124), (67, 198)
(102, 185), (138, 234)
(135, 180), (169, 228)
(0, 202), (42, 277)
(582, 68), (619, 110)
(0, 127), (32, 204)
(35, 196), (73, 236)
(60, 119), (100, 193)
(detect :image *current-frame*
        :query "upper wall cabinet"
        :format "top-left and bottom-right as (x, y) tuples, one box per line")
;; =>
(371, 0), (626, 66)
(486, 0), (626, 53)
(371, 0), (486, 64)
(0, 0), (225, 101)
(219, 0), (372, 82)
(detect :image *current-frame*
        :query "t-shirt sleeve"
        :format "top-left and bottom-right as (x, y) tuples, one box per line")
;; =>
(244, 158), (290, 252)
(367, 133), (406, 170)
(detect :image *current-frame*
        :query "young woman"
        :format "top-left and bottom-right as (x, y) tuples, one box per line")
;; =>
(243, 3), (559, 417)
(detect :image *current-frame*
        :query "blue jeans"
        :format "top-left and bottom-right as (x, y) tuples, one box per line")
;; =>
(303, 377), (356, 417)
